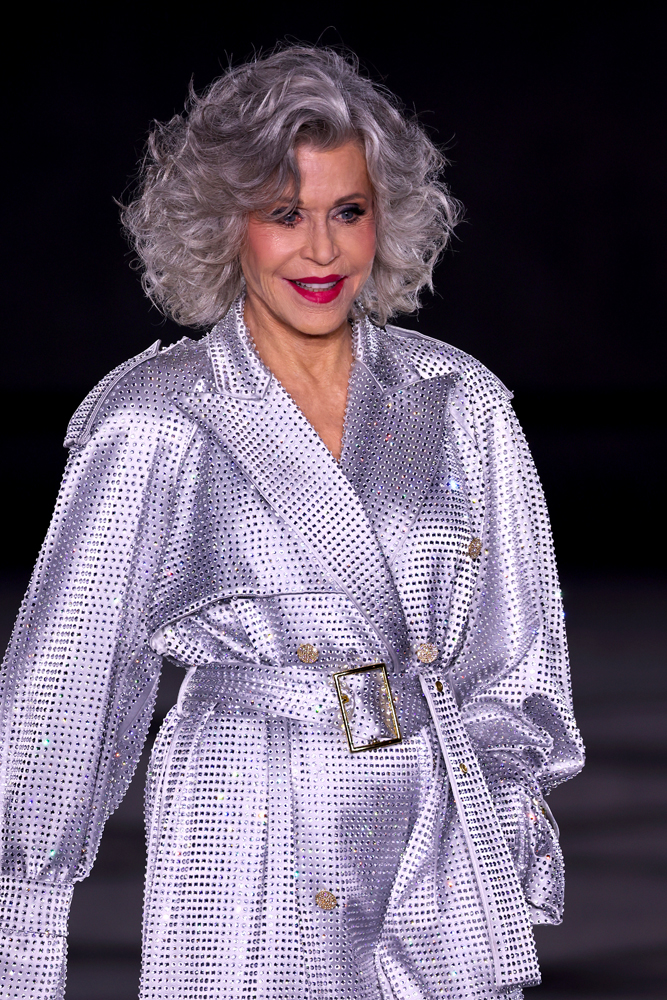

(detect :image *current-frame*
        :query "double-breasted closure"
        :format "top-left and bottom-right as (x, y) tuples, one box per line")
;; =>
(0, 302), (584, 999)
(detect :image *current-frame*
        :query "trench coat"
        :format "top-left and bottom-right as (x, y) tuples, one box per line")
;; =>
(0, 299), (584, 1000)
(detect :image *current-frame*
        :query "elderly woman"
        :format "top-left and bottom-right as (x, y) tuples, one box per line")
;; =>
(0, 46), (583, 1000)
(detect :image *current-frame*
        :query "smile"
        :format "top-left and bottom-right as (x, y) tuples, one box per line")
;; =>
(286, 274), (346, 303)
(294, 280), (338, 290)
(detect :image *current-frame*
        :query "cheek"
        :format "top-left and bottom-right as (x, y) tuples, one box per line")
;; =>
(351, 219), (377, 272)
(242, 223), (289, 278)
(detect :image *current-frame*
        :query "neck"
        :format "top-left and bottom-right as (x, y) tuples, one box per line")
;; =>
(242, 293), (353, 387)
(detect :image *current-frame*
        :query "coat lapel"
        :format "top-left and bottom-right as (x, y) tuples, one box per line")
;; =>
(340, 324), (458, 565)
(171, 305), (455, 670)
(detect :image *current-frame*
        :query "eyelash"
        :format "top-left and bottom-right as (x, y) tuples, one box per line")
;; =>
(336, 205), (366, 224)
(275, 205), (366, 228)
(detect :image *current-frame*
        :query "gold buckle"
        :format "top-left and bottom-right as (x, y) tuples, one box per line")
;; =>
(333, 662), (403, 753)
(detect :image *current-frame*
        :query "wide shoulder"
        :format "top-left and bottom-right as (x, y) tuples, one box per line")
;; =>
(383, 322), (513, 400)
(65, 335), (213, 449)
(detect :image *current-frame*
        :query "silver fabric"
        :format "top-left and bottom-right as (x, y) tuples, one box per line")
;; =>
(0, 300), (584, 999)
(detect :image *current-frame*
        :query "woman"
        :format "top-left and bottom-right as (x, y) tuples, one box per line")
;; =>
(0, 46), (584, 1000)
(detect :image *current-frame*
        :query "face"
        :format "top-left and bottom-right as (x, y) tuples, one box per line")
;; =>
(241, 141), (376, 338)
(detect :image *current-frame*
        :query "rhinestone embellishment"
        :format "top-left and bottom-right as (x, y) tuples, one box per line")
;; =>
(315, 890), (338, 910)
(416, 642), (439, 664)
(468, 537), (482, 559)
(297, 643), (319, 664)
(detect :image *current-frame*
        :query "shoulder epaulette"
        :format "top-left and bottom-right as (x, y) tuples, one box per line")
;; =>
(64, 340), (161, 449)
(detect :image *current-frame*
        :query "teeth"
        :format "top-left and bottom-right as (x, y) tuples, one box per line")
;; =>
(294, 281), (338, 291)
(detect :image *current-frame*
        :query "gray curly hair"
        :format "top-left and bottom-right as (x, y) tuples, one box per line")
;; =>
(121, 45), (461, 328)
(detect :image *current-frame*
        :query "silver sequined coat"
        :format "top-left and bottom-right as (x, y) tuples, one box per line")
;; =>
(0, 303), (584, 1000)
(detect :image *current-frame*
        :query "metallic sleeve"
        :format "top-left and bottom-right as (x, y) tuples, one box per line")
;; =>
(446, 373), (585, 924)
(0, 399), (194, 997)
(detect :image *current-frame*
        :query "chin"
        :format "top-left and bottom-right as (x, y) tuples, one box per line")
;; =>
(296, 316), (350, 337)
(283, 301), (355, 337)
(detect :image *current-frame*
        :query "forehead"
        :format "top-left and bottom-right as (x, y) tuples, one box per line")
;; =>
(293, 141), (371, 200)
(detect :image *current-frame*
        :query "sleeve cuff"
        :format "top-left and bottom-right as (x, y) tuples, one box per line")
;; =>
(0, 878), (73, 938)
(0, 878), (73, 999)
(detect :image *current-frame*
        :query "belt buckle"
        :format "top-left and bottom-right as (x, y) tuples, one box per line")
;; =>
(333, 662), (403, 753)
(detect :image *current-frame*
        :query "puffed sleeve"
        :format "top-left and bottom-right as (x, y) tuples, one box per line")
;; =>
(0, 389), (195, 998)
(446, 370), (585, 924)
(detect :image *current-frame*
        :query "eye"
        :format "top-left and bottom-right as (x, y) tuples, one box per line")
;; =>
(281, 211), (302, 227)
(271, 207), (302, 227)
(335, 204), (366, 223)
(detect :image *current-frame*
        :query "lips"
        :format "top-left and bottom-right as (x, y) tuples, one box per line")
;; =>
(286, 274), (346, 304)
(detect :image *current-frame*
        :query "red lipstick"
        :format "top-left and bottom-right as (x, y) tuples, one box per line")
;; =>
(286, 274), (346, 304)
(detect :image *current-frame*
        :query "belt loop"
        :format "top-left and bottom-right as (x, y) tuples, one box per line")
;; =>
(176, 665), (198, 717)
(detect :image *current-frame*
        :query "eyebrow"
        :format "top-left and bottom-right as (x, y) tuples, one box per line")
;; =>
(293, 192), (370, 208)
(332, 192), (369, 204)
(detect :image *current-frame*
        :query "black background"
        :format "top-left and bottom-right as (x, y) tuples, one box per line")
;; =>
(2, 3), (665, 575)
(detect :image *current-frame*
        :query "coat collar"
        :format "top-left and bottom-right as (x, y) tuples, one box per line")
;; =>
(206, 297), (425, 400)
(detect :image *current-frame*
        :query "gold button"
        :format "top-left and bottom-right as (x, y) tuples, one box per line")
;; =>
(459, 762), (469, 775)
(417, 642), (439, 664)
(315, 890), (338, 910)
(468, 537), (482, 559)
(297, 643), (319, 664)
(435, 680), (444, 692)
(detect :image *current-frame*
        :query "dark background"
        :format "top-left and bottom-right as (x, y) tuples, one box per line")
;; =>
(1, 5), (665, 999)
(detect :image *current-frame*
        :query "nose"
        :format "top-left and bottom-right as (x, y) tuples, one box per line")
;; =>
(302, 217), (338, 266)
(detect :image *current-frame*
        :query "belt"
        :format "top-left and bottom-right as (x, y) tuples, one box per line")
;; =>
(176, 660), (431, 747)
